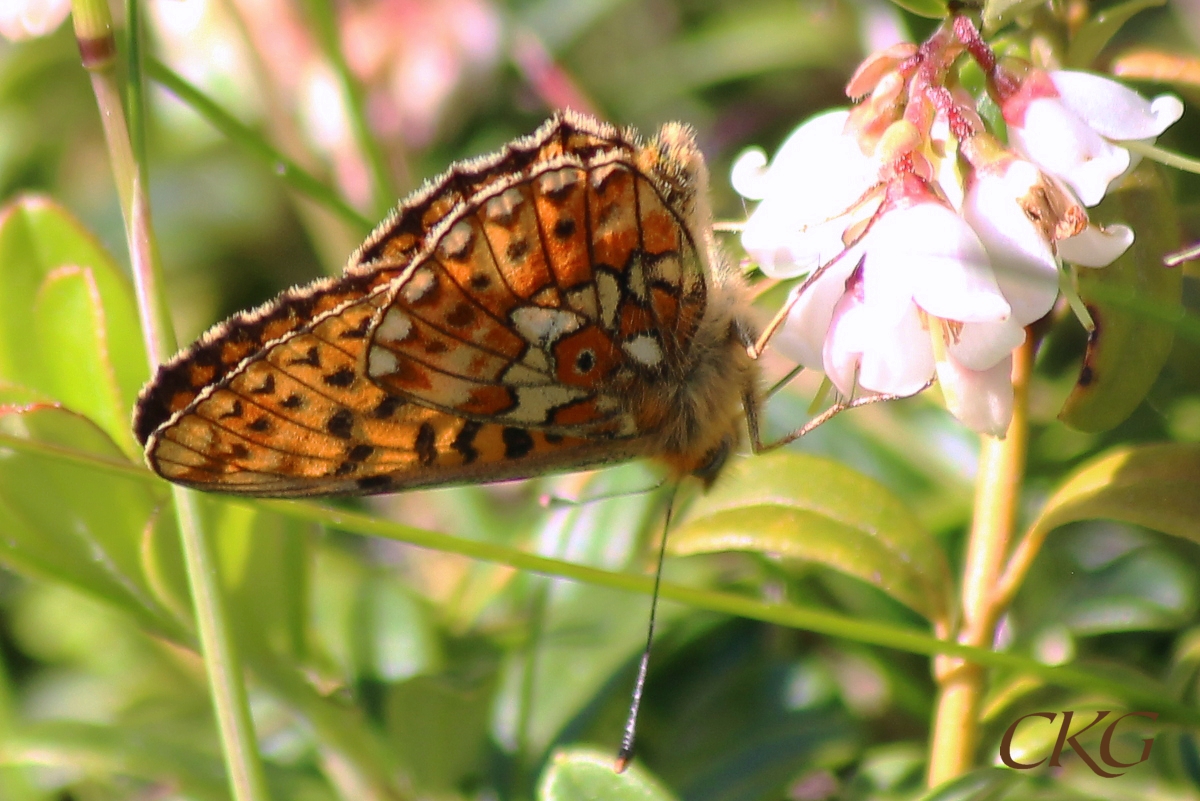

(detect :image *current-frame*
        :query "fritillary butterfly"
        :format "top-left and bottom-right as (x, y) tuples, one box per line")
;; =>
(133, 111), (761, 496)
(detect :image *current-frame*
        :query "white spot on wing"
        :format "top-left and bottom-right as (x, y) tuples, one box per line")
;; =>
(522, 348), (550, 373)
(596, 270), (621, 331)
(502, 361), (549, 385)
(367, 347), (398, 377)
(508, 384), (586, 424)
(438, 221), (474, 261)
(623, 334), (663, 367)
(401, 268), (436, 303)
(510, 306), (583, 348)
(484, 187), (524, 224)
(651, 253), (682, 286)
(377, 308), (413, 343)
(537, 168), (581, 197)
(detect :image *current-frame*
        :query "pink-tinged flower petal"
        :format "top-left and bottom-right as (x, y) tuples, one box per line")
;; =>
(773, 250), (862, 368)
(856, 301), (935, 396)
(0, 0), (69, 40)
(1009, 98), (1129, 206)
(822, 289), (871, 397)
(1057, 223), (1134, 267)
(1050, 71), (1184, 141)
(962, 160), (1061, 323)
(730, 148), (771, 200)
(865, 203), (1010, 323)
(937, 354), (1014, 436)
(741, 201), (863, 279)
(734, 110), (881, 277)
(950, 319), (1026, 371)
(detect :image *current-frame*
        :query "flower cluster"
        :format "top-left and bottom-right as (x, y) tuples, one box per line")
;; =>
(734, 23), (1183, 435)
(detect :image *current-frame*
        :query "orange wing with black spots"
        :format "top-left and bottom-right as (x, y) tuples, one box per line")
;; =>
(134, 111), (758, 496)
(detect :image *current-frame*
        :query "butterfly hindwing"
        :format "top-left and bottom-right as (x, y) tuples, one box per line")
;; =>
(136, 111), (754, 496)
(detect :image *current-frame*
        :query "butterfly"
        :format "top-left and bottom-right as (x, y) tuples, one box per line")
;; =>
(133, 111), (764, 497)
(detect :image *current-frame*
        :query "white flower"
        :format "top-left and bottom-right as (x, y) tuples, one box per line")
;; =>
(1003, 69), (1183, 207)
(731, 110), (882, 278)
(774, 180), (1025, 434)
(0, 0), (69, 40)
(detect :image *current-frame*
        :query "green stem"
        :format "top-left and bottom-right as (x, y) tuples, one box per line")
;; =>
(1123, 139), (1200, 175)
(145, 59), (372, 233)
(70, 0), (271, 798)
(300, 0), (398, 218)
(927, 339), (1031, 787)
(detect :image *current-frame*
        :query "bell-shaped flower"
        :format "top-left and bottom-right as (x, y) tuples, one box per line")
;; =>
(774, 176), (1021, 430)
(731, 110), (882, 278)
(1001, 67), (1183, 207)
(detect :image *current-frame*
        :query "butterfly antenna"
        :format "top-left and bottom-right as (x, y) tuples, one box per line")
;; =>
(614, 481), (679, 773)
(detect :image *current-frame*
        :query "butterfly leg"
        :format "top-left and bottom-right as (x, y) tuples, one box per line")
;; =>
(745, 386), (922, 453)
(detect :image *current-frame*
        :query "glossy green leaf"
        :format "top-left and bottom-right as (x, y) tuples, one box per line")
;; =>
(1065, 0), (1165, 69)
(0, 195), (148, 455)
(0, 402), (184, 639)
(539, 747), (678, 801)
(1028, 443), (1200, 546)
(1060, 164), (1183, 432)
(671, 452), (952, 626)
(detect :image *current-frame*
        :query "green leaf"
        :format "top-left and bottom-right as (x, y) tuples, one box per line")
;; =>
(671, 453), (953, 626)
(1028, 443), (1200, 545)
(0, 195), (148, 455)
(1065, 0), (1166, 69)
(981, 0), (1044, 33)
(0, 401), (184, 640)
(385, 674), (493, 794)
(887, 0), (948, 19)
(1060, 163), (1183, 432)
(917, 767), (1020, 801)
(539, 747), (678, 801)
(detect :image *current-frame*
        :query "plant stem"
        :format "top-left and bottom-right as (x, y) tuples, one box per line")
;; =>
(927, 339), (1032, 787)
(70, 1), (271, 798)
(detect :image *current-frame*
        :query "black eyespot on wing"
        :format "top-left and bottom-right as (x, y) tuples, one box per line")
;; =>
(323, 367), (356, 388)
(373, 395), (403, 419)
(502, 427), (534, 459)
(452, 421), (481, 465)
(326, 408), (354, 439)
(250, 374), (276, 395)
(288, 345), (321, 367)
(357, 475), (392, 492)
(553, 218), (576, 239)
(219, 400), (244, 419)
(416, 422), (437, 466)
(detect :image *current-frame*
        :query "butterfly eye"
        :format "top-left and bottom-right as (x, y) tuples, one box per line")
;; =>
(574, 349), (596, 374)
